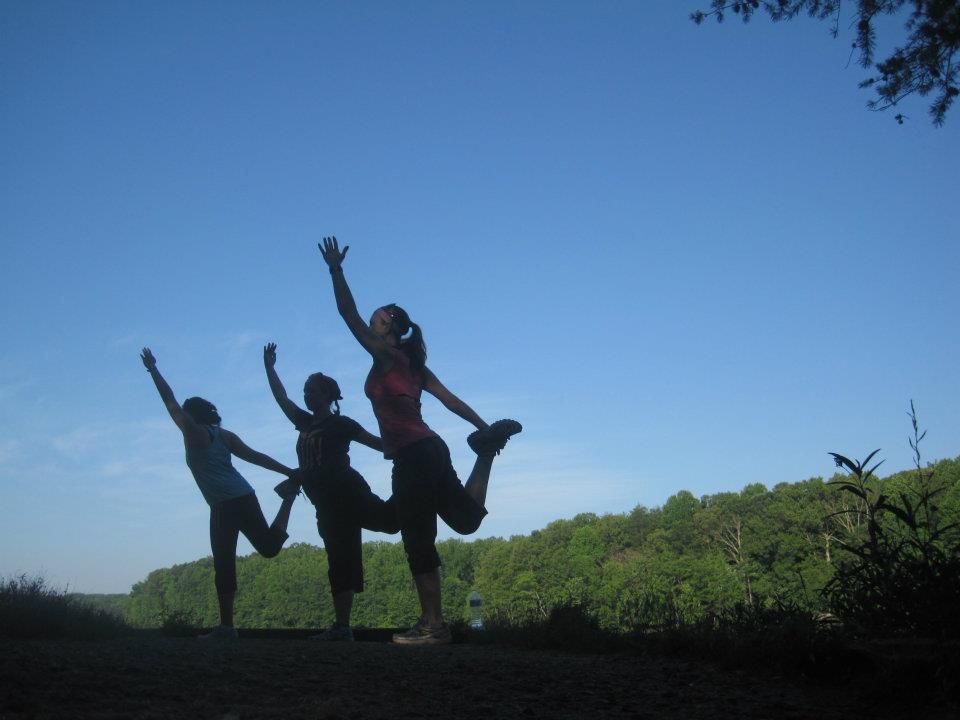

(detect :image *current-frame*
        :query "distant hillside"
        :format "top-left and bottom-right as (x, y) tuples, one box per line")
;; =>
(69, 593), (129, 618)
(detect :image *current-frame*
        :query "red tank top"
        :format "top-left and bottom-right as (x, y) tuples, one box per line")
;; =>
(364, 351), (437, 458)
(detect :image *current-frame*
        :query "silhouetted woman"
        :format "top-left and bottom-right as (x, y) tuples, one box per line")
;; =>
(319, 236), (521, 645)
(140, 347), (300, 641)
(263, 342), (398, 640)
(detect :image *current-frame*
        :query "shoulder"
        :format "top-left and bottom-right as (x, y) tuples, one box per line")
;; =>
(185, 423), (214, 450)
(291, 408), (314, 432)
(217, 427), (242, 450)
(333, 414), (363, 434)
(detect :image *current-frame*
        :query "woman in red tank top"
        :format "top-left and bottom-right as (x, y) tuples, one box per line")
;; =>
(319, 235), (521, 645)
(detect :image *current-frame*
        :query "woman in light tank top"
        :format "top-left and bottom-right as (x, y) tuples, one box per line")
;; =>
(319, 236), (522, 645)
(140, 348), (301, 641)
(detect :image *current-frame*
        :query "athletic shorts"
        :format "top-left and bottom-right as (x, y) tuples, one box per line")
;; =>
(305, 468), (399, 594)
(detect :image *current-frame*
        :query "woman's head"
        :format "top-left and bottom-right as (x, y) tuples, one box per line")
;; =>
(304, 373), (343, 414)
(183, 397), (221, 425)
(370, 303), (426, 370)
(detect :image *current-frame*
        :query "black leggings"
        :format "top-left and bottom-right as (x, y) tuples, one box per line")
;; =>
(391, 436), (487, 575)
(305, 468), (400, 595)
(209, 493), (288, 594)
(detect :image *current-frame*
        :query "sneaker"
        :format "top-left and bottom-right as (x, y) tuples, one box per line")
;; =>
(197, 624), (238, 642)
(467, 419), (523, 457)
(309, 624), (354, 642)
(274, 477), (301, 499)
(392, 620), (452, 645)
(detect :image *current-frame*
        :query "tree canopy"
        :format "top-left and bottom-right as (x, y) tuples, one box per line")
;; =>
(692, 1), (960, 125)
(118, 455), (960, 636)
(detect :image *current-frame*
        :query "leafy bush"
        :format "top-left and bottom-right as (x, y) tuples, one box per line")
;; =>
(158, 608), (204, 637)
(0, 574), (130, 639)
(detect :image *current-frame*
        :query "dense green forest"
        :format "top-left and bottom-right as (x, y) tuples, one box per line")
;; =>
(114, 456), (960, 632)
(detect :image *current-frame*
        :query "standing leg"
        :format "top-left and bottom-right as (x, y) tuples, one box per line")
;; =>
(311, 486), (361, 641)
(413, 568), (443, 626)
(207, 499), (241, 639)
(332, 590), (354, 627)
(391, 440), (452, 645)
(217, 592), (235, 627)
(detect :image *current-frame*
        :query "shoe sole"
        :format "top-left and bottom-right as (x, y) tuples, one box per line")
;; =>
(393, 638), (451, 645)
(391, 634), (452, 645)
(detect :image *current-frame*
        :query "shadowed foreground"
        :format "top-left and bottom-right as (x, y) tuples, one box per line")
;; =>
(0, 633), (914, 720)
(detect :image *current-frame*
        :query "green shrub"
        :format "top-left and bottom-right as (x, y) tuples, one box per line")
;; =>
(158, 608), (204, 637)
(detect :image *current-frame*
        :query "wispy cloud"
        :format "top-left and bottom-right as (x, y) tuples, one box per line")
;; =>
(51, 425), (107, 454)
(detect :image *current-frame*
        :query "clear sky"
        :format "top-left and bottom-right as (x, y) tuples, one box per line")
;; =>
(2, 1), (957, 594)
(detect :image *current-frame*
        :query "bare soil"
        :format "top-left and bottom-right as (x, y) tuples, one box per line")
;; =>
(0, 631), (945, 719)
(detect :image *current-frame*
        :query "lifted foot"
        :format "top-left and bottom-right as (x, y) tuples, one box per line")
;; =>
(468, 419), (522, 457)
(274, 477), (301, 499)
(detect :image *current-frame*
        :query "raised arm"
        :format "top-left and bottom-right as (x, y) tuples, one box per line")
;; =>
(220, 429), (297, 477)
(140, 348), (208, 447)
(319, 236), (393, 363)
(422, 366), (488, 431)
(263, 343), (306, 425)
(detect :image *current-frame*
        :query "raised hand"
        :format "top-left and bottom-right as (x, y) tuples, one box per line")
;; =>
(319, 235), (349, 269)
(263, 342), (277, 368)
(140, 347), (157, 372)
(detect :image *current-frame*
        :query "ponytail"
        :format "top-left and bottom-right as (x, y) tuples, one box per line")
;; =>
(384, 304), (427, 372)
(403, 321), (427, 372)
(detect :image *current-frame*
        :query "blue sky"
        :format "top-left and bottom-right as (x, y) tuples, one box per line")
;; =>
(2, 1), (957, 593)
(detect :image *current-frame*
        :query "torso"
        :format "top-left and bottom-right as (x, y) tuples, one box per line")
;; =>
(364, 351), (437, 458)
(184, 425), (254, 506)
(292, 410), (362, 478)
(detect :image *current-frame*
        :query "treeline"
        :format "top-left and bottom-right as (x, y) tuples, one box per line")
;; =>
(120, 457), (960, 631)
(68, 593), (128, 618)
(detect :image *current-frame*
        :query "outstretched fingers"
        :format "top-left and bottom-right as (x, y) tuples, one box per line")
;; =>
(319, 235), (349, 267)
(140, 347), (156, 370)
(264, 342), (277, 366)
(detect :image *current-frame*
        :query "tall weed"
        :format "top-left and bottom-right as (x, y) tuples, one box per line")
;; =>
(824, 402), (960, 638)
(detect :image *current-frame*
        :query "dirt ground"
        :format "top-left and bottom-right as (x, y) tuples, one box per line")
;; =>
(0, 631), (948, 720)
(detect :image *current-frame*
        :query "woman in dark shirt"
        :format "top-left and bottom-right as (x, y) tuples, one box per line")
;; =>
(319, 236), (521, 645)
(263, 342), (397, 641)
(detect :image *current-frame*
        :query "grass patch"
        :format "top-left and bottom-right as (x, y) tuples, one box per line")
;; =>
(467, 603), (957, 713)
(0, 574), (131, 639)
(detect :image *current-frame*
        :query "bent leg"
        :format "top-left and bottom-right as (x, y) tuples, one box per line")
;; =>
(234, 493), (289, 559)
(434, 445), (488, 536)
(463, 454), (494, 508)
(351, 473), (400, 535)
